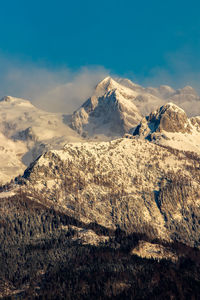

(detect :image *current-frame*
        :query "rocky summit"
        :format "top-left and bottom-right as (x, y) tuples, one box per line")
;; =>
(132, 102), (200, 153)
(70, 77), (142, 137)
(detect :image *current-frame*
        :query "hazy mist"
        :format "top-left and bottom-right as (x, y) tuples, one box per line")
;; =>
(0, 55), (109, 113)
(1, 50), (200, 116)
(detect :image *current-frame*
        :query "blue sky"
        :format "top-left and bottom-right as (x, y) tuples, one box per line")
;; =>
(0, 0), (200, 111)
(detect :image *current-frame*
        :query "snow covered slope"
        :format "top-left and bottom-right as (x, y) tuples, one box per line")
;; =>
(1, 77), (200, 183)
(0, 96), (82, 184)
(8, 137), (199, 248)
(70, 77), (142, 137)
(71, 77), (200, 137)
(0, 132), (26, 184)
(132, 102), (200, 153)
(117, 78), (200, 116)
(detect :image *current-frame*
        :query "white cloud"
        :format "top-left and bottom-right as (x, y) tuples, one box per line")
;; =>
(0, 55), (109, 113)
(1, 49), (200, 117)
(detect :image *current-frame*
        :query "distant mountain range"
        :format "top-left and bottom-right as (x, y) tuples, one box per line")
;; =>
(70, 76), (200, 137)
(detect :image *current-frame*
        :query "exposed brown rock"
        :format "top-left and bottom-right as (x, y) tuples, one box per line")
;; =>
(133, 103), (193, 138)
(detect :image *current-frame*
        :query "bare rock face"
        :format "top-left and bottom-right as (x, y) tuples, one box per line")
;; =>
(131, 103), (200, 153)
(133, 103), (191, 138)
(13, 127), (38, 142)
(190, 116), (200, 131)
(132, 102), (195, 140)
(152, 103), (191, 133)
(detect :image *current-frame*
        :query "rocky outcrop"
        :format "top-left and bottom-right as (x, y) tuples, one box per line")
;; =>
(152, 103), (190, 133)
(133, 103), (192, 138)
(131, 102), (200, 153)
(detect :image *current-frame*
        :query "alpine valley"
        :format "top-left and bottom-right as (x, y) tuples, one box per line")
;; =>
(0, 77), (200, 299)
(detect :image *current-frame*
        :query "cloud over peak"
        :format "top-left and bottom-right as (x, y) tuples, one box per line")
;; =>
(0, 54), (109, 113)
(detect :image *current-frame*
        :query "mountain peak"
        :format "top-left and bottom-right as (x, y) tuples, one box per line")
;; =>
(95, 76), (118, 93)
(132, 102), (191, 139)
(71, 77), (141, 137)
(115, 78), (142, 90)
(98, 76), (112, 85)
(130, 101), (200, 153)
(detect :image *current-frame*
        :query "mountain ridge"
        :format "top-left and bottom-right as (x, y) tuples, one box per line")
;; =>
(5, 136), (198, 249)
(70, 76), (200, 137)
(1, 78), (200, 298)
(70, 77), (142, 137)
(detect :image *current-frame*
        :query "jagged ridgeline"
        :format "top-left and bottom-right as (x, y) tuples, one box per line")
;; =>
(0, 77), (200, 298)
(0, 78), (200, 184)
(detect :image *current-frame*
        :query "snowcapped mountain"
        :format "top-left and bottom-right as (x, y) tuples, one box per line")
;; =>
(1, 135), (200, 297)
(1, 136), (198, 251)
(132, 102), (200, 153)
(0, 96), (81, 143)
(70, 77), (142, 137)
(9, 137), (198, 246)
(1, 77), (200, 184)
(0, 96), (82, 184)
(1, 80), (200, 298)
(70, 76), (200, 137)
(115, 78), (176, 99)
(116, 78), (200, 116)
